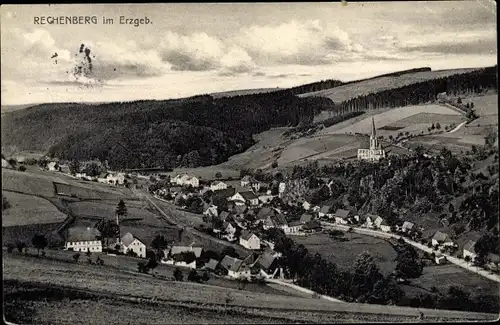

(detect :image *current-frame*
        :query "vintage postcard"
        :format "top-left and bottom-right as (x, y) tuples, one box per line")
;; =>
(1, 2), (498, 324)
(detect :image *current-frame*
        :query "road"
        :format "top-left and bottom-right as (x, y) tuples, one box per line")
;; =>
(131, 187), (251, 255)
(447, 121), (467, 134)
(320, 221), (500, 283)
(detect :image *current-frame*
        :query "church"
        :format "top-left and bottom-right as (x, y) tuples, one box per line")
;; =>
(357, 117), (386, 162)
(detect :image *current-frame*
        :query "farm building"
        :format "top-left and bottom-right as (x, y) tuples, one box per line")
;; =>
(286, 221), (303, 234)
(65, 227), (102, 253)
(203, 204), (218, 218)
(431, 231), (455, 247)
(334, 209), (350, 225)
(299, 213), (314, 224)
(463, 240), (478, 262)
(201, 258), (220, 272)
(401, 221), (414, 233)
(220, 255), (251, 280)
(120, 232), (146, 258)
(239, 231), (261, 250)
(357, 117), (386, 162)
(230, 191), (259, 206)
(210, 181), (228, 191)
(318, 205), (334, 219)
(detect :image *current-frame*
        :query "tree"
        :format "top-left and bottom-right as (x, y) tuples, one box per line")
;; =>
(431, 123), (436, 130)
(18, 165), (26, 172)
(32, 234), (48, 256)
(174, 268), (184, 281)
(215, 172), (222, 179)
(115, 200), (127, 239)
(436, 123), (441, 130)
(69, 159), (80, 175)
(2, 195), (10, 211)
(395, 242), (424, 279)
(222, 246), (238, 258)
(202, 271), (210, 282)
(351, 251), (384, 300)
(82, 162), (102, 177)
(97, 220), (119, 247)
(188, 269), (200, 282)
(271, 160), (278, 168)
(6, 243), (15, 253)
(73, 253), (80, 263)
(151, 235), (168, 260)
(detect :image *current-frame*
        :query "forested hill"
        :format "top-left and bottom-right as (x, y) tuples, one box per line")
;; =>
(1, 91), (333, 170)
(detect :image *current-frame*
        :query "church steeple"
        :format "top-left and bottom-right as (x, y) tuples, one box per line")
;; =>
(370, 117), (379, 150)
(371, 117), (376, 138)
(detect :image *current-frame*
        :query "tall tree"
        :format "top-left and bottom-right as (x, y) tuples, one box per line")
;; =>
(32, 234), (48, 256)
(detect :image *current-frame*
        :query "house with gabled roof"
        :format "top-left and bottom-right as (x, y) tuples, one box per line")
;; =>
(299, 213), (314, 224)
(318, 205), (334, 219)
(210, 181), (228, 192)
(203, 204), (218, 218)
(201, 258), (220, 272)
(120, 232), (146, 258)
(220, 255), (251, 279)
(241, 175), (254, 187)
(239, 231), (260, 250)
(287, 221), (303, 234)
(334, 209), (350, 225)
(401, 221), (414, 233)
(432, 231), (454, 247)
(303, 220), (322, 232)
(364, 214), (378, 228)
(212, 187), (236, 201)
(463, 240), (477, 262)
(65, 227), (102, 253)
(230, 191), (259, 206)
(302, 200), (312, 211)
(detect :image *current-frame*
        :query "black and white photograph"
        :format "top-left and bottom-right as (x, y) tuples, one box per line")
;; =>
(1, 2), (499, 323)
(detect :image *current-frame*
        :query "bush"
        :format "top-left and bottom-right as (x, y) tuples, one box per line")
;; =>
(18, 165), (26, 172)
(174, 268), (184, 281)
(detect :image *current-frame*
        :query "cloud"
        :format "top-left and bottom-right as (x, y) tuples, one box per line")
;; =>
(234, 20), (363, 65)
(158, 31), (225, 71)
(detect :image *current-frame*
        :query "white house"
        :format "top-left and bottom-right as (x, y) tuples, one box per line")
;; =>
(203, 204), (219, 218)
(97, 172), (110, 184)
(334, 209), (350, 225)
(278, 182), (286, 197)
(220, 255), (251, 280)
(431, 231), (454, 247)
(302, 200), (312, 211)
(221, 222), (237, 241)
(161, 245), (202, 269)
(250, 180), (263, 192)
(121, 232), (146, 258)
(241, 175), (253, 187)
(210, 181), (228, 191)
(285, 221), (303, 234)
(65, 227), (102, 253)
(379, 220), (391, 232)
(463, 240), (477, 262)
(258, 194), (274, 204)
(364, 214), (378, 228)
(239, 231), (261, 250)
(106, 173), (126, 185)
(401, 221), (414, 233)
(374, 216), (385, 229)
(230, 191), (259, 206)
(47, 161), (59, 171)
(171, 174), (199, 187)
(435, 255), (447, 264)
(318, 205), (334, 219)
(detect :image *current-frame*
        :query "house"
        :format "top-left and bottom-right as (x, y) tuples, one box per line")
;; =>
(257, 207), (277, 220)
(106, 172), (125, 185)
(185, 176), (200, 188)
(241, 175), (254, 187)
(169, 185), (183, 194)
(258, 194), (274, 204)
(374, 216), (385, 228)
(250, 180), (263, 192)
(435, 254), (447, 264)
(168, 245), (203, 259)
(299, 213), (314, 224)
(286, 221), (303, 234)
(162, 245), (203, 269)
(334, 209), (350, 225)
(401, 221), (414, 233)
(431, 231), (454, 247)
(463, 240), (477, 262)
(239, 231), (261, 250)
(318, 205), (334, 219)
(364, 214), (378, 228)
(65, 227), (102, 253)
(59, 165), (71, 174)
(303, 220), (322, 232)
(220, 255), (251, 279)
(97, 172), (109, 184)
(254, 251), (279, 277)
(379, 220), (391, 232)
(278, 182), (286, 197)
(222, 221), (237, 241)
(486, 254), (500, 271)
(171, 174), (200, 187)
(219, 211), (230, 222)
(47, 161), (59, 171)
(203, 204), (219, 218)
(271, 214), (288, 231)
(212, 188), (236, 201)
(121, 232), (146, 258)
(261, 216), (275, 230)
(210, 181), (228, 191)
(201, 258), (220, 272)
(302, 200), (312, 211)
(230, 191), (259, 206)
(353, 215), (367, 225)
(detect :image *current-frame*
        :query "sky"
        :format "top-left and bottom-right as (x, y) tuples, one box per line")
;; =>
(1, 2), (497, 105)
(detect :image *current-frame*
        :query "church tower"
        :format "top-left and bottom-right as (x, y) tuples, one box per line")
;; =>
(369, 117), (379, 150)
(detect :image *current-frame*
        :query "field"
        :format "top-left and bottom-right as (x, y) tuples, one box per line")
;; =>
(298, 68), (481, 103)
(211, 88), (282, 99)
(290, 233), (398, 275)
(320, 104), (464, 137)
(2, 191), (68, 227)
(4, 253), (496, 322)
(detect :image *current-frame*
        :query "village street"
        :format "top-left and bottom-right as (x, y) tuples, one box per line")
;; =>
(320, 221), (500, 283)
